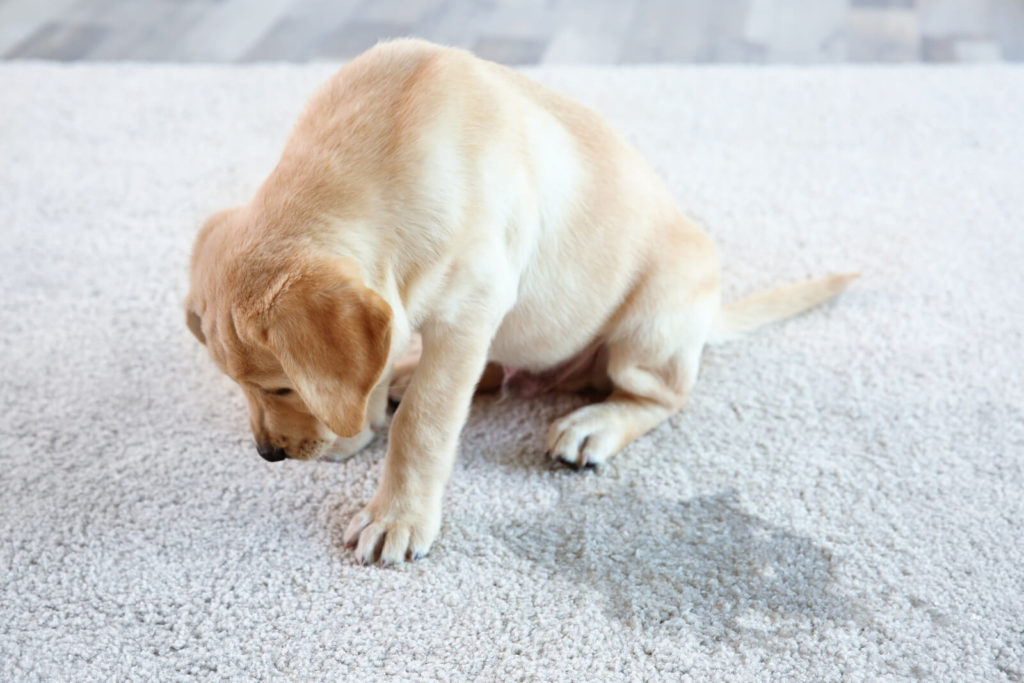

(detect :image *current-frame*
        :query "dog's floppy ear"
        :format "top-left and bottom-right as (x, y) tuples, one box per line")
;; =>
(263, 263), (392, 438)
(185, 297), (206, 345)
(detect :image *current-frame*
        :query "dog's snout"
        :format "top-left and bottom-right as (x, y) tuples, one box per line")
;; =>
(256, 442), (288, 462)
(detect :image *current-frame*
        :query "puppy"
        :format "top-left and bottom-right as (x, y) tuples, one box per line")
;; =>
(185, 39), (855, 564)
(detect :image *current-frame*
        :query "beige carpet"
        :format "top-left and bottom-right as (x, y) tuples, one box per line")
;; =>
(1, 61), (1022, 680)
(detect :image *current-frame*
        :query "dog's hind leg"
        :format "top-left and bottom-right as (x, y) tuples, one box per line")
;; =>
(545, 299), (716, 468)
(545, 234), (720, 468)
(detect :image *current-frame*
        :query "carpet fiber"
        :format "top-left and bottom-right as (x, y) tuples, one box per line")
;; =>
(1, 61), (1022, 680)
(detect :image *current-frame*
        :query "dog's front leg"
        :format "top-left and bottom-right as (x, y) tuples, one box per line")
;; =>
(343, 317), (493, 564)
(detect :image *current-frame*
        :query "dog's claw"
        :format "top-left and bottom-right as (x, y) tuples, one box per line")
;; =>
(554, 452), (598, 471)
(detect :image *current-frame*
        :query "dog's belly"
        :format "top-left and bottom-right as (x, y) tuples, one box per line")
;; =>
(487, 250), (632, 375)
(498, 340), (606, 398)
(489, 301), (604, 372)
(486, 210), (646, 375)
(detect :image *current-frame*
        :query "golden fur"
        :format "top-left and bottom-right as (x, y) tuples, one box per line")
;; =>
(186, 39), (855, 564)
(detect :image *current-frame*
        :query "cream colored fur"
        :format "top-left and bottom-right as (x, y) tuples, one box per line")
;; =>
(186, 38), (855, 564)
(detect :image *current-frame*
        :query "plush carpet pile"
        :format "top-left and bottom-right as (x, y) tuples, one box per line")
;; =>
(1, 61), (1022, 680)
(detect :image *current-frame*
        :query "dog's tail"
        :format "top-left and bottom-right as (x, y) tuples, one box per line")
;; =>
(708, 272), (859, 344)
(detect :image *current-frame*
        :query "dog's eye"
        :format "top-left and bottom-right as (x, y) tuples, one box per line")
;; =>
(268, 388), (293, 396)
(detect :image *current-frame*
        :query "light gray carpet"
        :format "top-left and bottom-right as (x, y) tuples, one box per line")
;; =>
(1, 61), (1022, 680)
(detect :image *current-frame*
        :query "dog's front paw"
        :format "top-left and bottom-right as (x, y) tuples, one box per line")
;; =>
(343, 494), (441, 564)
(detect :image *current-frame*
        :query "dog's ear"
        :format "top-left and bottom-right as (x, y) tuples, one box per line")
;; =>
(185, 208), (238, 347)
(185, 298), (206, 345)
(263, 263), (392, 438)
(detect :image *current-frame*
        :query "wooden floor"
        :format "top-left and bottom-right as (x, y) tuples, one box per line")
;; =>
(1, 0), (1021, 64)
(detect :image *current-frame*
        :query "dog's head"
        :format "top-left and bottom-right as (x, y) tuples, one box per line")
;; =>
(185, 208), (392, 461)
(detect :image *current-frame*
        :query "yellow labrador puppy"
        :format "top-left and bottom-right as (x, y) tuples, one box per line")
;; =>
(185, 39), (855, 564)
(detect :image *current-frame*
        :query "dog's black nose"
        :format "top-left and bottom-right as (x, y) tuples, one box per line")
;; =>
(256, 443), (288, 462)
